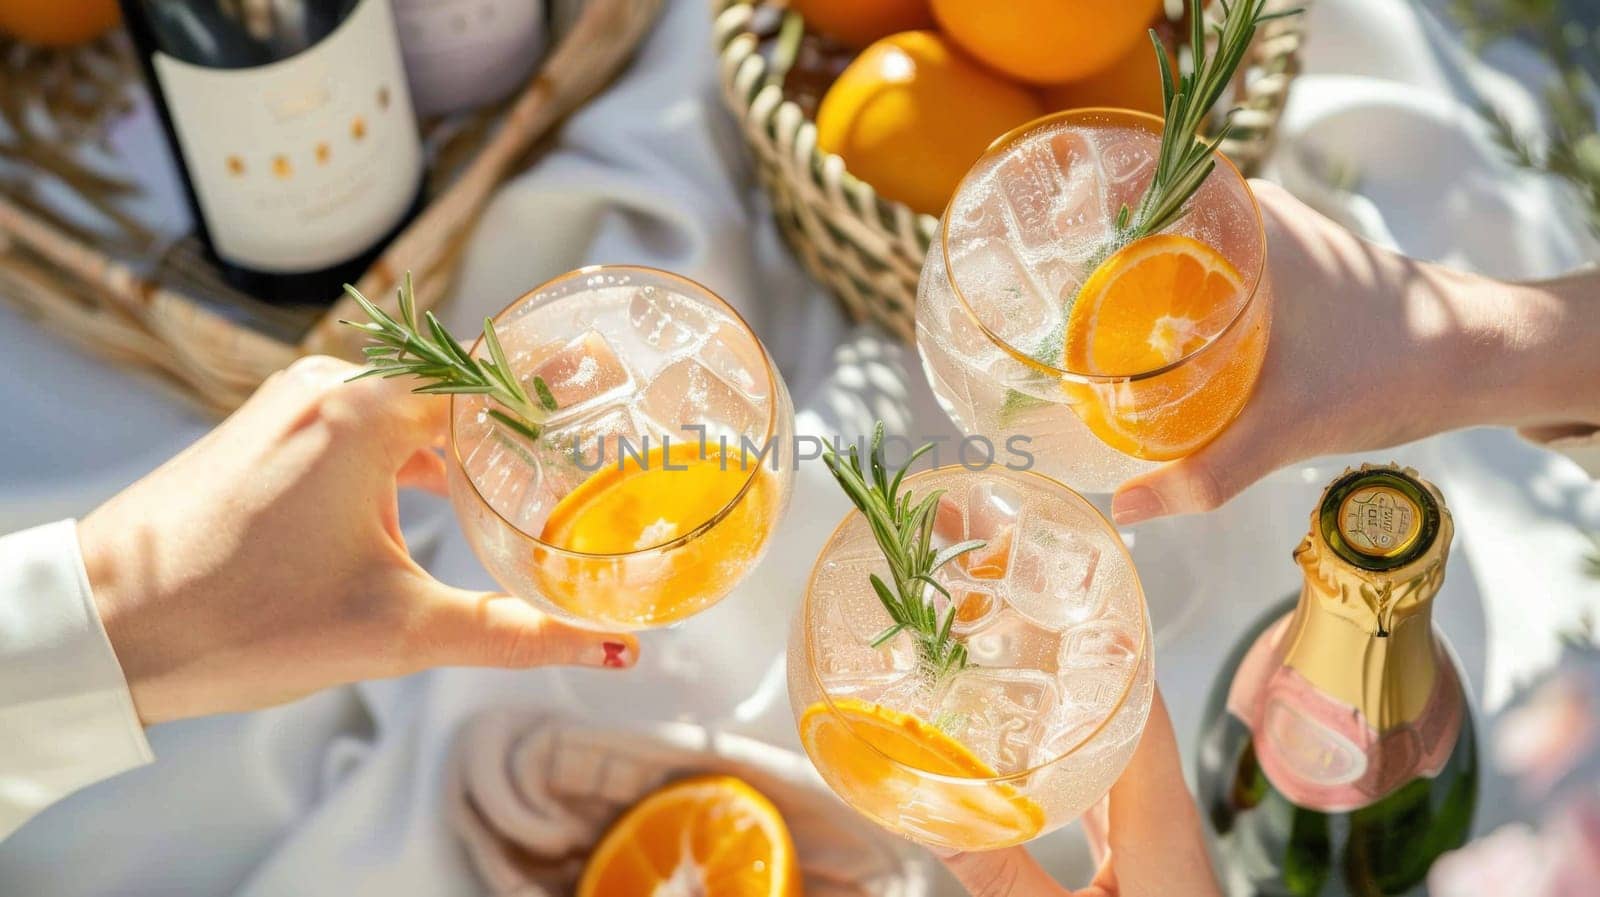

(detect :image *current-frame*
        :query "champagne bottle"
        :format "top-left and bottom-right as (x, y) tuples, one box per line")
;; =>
(121, 0), (425, 304)
(1196, 465), (1478, 896)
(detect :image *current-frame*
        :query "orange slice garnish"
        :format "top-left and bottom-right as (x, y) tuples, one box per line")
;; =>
(799, 697), (1045, 850)
(535, 441), (773, 627)
(577, 774), (802, 897)
(1063, 233), (1265, 460)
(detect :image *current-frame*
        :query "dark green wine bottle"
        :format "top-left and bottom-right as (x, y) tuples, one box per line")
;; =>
(1196, 465), (1478, 896)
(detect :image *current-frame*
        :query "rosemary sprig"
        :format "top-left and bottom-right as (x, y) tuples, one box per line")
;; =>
(1110, 0), (1301, 248)
(339, 273), (558, 441)
(820, 424), (985, 681)
(1451, 0), (1600, 238)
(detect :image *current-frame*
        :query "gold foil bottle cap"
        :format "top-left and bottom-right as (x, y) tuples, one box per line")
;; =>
(1337, 483), (1422, 560)
(1294, 463), (1453, 637)
(1317, 466), (1441, 572)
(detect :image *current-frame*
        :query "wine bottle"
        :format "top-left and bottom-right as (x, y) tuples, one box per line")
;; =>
(391, 0), (545, 117)
(1197, 465), (1478, 896)
(120, 0), (425, 304)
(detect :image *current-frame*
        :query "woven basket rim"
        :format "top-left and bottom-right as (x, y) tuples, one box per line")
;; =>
(714, 0), (1305, 238)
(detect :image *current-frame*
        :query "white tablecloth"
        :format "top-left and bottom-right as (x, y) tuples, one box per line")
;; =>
(1, 0), (1596, 893)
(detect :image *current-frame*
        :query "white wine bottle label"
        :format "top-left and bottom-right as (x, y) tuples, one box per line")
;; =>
(151, 0), (422, 274)
(1226, 616), (1465, 813)
(392, 0), (545, 116)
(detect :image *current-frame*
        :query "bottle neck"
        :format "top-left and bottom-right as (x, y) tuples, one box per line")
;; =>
(1280, 577), (1440, 732)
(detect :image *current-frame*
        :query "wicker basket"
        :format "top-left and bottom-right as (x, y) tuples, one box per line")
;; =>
(0, 0), (661, 416)
(714, 1), (1305, 342)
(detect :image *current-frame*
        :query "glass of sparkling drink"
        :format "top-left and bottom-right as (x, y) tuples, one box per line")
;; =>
(787, 463), (1154, 851)
(916, 108), (1270, 494)
(448, 266), (795, 630)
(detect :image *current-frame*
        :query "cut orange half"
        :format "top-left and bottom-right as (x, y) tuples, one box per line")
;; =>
(535, 441), (774, 627)
(799, 697), (1045, 850)
(577, 774), (802, 897)
(1062, 233), (1265, 460)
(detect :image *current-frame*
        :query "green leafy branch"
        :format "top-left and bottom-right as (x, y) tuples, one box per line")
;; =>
(820, 424), (984, 681)
(339, 273), (557, 441)
(1450, 0), (1600, 237)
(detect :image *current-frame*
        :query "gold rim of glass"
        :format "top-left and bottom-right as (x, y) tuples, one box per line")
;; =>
(938, 106), (1268, 383)
(801, 465), (1151, 784)
(448, 264), (782, 561)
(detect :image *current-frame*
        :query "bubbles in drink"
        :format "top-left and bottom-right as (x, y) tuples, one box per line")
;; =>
(806, 466), (1146, 775)
(628, 284), (713, 354)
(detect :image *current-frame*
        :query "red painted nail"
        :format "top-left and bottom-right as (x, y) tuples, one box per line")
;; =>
(601, 641), (628, 668)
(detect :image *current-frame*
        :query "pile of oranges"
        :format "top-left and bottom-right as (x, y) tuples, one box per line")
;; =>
(800, 0), (1176, 216)
(0, 0), (121, 47)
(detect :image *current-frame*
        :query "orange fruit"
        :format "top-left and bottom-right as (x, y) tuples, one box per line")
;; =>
(1063, 233), (1265, 460)
(535, 441), (774, 627)
(930, 0), (1164, 85)
(1038, 27), (1175, 118)
(0, 0), (120, 46)
(791, 0), (934, 49)
(799, 697), (1045, 849)
(577, 775), (802, 897)
(816, 30), (1043, 216)
(960, 524), (1013, 580)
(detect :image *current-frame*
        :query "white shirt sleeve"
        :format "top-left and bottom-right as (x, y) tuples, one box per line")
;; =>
(0, 520), (153, 841)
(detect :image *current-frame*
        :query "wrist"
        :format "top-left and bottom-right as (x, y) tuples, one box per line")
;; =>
(76, 513), (160, 725)
(1434, 268), (1600, 433)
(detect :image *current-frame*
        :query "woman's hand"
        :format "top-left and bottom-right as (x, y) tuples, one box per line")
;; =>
(939, 689), (1220, 897)
(78, 356), (637, 725)
(1112, 181), (1600, 524)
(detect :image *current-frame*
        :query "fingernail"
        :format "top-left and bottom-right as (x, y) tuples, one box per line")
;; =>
(1113, 487), (1166, 525)
(600, 641), (631, 669)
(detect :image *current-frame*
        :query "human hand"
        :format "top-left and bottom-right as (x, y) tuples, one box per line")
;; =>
(78, 356), (638, 725)
(1111, 180), (1600, 524)
(938, 689), (1219, 897)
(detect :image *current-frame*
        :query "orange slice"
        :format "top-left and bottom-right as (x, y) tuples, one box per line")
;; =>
(577, 774), (802, 897)
(1062, 233), (1265, 460)
(535, 441), (773, 627)
(799, 697), (1045, 850)
(542, 440), (755, 554)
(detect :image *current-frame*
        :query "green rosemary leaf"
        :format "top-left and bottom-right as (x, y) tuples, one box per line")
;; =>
(340, 273), (556, 438)
(533, 376), (559, 412)
(821, 425), (984, 681)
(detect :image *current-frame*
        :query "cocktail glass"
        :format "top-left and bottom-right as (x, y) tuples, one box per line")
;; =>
(448, 265), (795, 630)
(916, 108), (1270, 495)
(788, 464), (1154, 851)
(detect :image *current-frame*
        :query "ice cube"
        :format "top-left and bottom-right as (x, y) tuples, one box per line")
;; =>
(934, 667), (1059, 773)
(699, 332), (770, 401)
(949, 240), (1057, 344)
(1033, 665), (1133, 765)
(536, 402), (644, 496)
(811, 591), (917, 693)
(633, 357), (764, 444)
(948, 586), (1000, 636)
(876, 669), (943, 719)
(526, 329), (634, 419)
(1059, 620), (1140, 672)
(993, 129), (1096, 252)
(1002, 519), (1107, 632)
(931, 493), (965, 549)
(966, 480), (1022, 544)
(965, 609), (1061, 671)
(628, 285), (713, 354)
(460, 425), (548, 531)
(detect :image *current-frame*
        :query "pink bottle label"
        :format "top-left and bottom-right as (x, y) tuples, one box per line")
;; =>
(1226, 617), (1464, 813)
